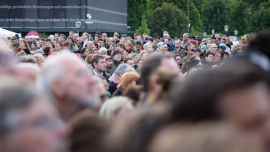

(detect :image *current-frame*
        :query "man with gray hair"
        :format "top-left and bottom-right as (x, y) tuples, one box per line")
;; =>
(215, 34), (220, 39)
(0, 79), (68, 152)
(210, 44), (218, 54)
(179, 33), (190, 58)
(37, 51), (100, 120)
(73, 33), (79, 41)
(108, 64), (135, 95)
(99, 47), (108, 56)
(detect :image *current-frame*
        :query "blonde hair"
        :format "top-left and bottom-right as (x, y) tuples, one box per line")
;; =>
(138, 50), (147, 58)
(117, 71), (140, 90)
(99, 96), (132, 122)
(85, 54), (93, 64)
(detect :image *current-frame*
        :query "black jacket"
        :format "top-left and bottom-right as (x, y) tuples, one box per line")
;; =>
(109, 59), (122, 75)
(111, 89), (123, 97)
(108, 82), (118, 95)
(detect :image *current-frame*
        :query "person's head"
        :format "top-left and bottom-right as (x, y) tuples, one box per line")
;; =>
(174, 54), (182, 66)
(121, 51), (128, 60)
(75, 44), (82, 51)
(69, 109), (109, 152)
(94, 45), (104, 54)
(82, 32), (89, 41)
(114, 64), (135, 77)
(0, 80), (68, 152)
(135, 41), (141, 51)
(204, 52), (214, 63)
(183, 33), (189, 41)
(99, 97), (134, 123)
(125, 42), (133, 51)
(138, 50), (148, 59)
(59, 34), (66, 42)
(92, 55), (106, 73)
(210, 44), (218, 54)
(124, 57), (134, 69)
(33, 54), (45, 67)
(221, 38), (226, 44)
(207, 39), (212, 45)
(68, 38), (74, 45)
(232, 47), (243, 56)
(73, 33), (78, 40)
(69, 31), (74, 39)
(85, 54), (92, 64)
(87, 41), (94, 50)
(114, 32), (119, 38)
(191, 47), (201, 56)
(141, 54), (179, 92)
(168, 60), (270, 151)
(105, 55), (113, 70)
(218, 44), (226, 53)
(186, 45), (194, 56)
(92, 48), (99, 55)
(37, 52), (100, 120)
(97, 38), (104, 48)
(215, 34), (220, 39)
(130, 53), (138, 63)
(44, 39), (51, 48)
(31, 43), (37, 50)
(214, 52), (221, 62)
(221, 52), (229, 62)
(80, 47), (89, 56)
(160, 43), (169, 53)
(117, 71), (140, 91)
(76, 37), (82, 45)
(55, 42), (63, 51)
(137, 36), (142, 42)
(102, 33), (107, 39)
(63, 41), (70, 49)
(11, 36), (19, 46)
(164, 38), (170, 45)
(110, 44), (116, 51)
(148, 44), (155, 53)
(163, 33), (170, 39)
(112, 50), (122, 61)
(174, 39), (181, 48)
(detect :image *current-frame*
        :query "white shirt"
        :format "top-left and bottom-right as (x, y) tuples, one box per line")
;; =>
(83, 39), (88, 47)
(93, 69), (103, 76)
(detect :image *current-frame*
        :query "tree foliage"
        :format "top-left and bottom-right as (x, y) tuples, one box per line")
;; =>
(250, 7), (270, 32)
(201, 0), (230, 34)
(128, 0), (148, 31)
(147, 2), (189, 38)
(149, 0), (203, 32)
(136, 15), (151, 35)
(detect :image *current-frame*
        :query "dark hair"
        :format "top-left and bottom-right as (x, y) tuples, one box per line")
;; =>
(69, 31), (74, 34)
(56, 42), (63, 47)
(60, 34), (66, 40)
(68, 38), (75, 44)
(76, 44), (82, 50)
(156, 36), (161, 40)
(141, 54), (171, 92)
(187, 58), (201, 71)
(221, 52), (229, 61)
(91, 55), (105, 69)
(43, 47), (51, 56)
(45, 39), (51, 43)
(167, 59), (269, 123)
(123, 57), (133, 63)
(80, 47), (88, 55)
(98, 38), (103, 42)
(174, 54), (180, 60)
(55, 33), (60, 36)
(203, 52), (214, 59)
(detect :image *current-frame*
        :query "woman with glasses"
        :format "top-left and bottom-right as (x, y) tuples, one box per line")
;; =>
(125, 42), (133, 54)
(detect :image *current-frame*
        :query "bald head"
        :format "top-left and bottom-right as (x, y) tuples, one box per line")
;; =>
(87, 41), (94, 50)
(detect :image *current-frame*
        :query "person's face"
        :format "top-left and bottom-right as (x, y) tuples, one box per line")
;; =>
(110, 45), (115, 51)
(93, 50), (98, 55)
(183, 35), (188, 41)
(127, 59), (134, 69)
(135, 44), (141, 50)
(31, 44), (36, 49)
(55, 43), (62, 51)
(122, 52), (127, 59)
(87, 42), (94, 50)
(237, 49), (243, 55)
(220, 83), (270, 151)
(186, 47), (194, 55)
(163, 34), (169, 39)
(54, 34), (59, 39)
(95, 37), (98, 42)
(206, 54), (214, 63)
(219, 47), (223, 53)
(105, 59), (113, 69)
(98, 40), (103, 47)
(175, 40), (181, 48)
(83, 50), (89, 56)
(75, 45), (79, 51)
(133, 56), (138, 63)
(134, 34), (137, 39)
(82, 34), (87, 39)
(73, 34), (78, 40)
(175, 56), (182, 65)
(68, 39), (73, 45)
(40, 40), (44, 46)
(114, 53), (121, 61)
(101, 51), (107, 56)
(206, 40), (212, 45)
(69, 32), (73, 39)
(120, 39), (124, 44)
(161, 45), (169, 52)
(148, 45), (155, 53)
(126, 43), (131, 50)
(95, 58), (106, 72)
(221, 39), (226, 44)
(6, 99), (67, 152)
(214, 53), (221, 62)
(60, 36), (65, 42)
(102, 33), (107, 39)
(211, 45), (218, 53)
(76, 38), (81, 44)
(223, 54), (229, 61)
(11, 39), (19, 45)
(164, 39), (170, 44)
(50, 47), (54, 52)
(137, 36), (142, 42)
(137, 60), (143, 71)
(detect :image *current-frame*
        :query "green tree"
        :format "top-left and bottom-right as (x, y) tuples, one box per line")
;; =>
(250, 6), (270, 32)
(136, 15), (151, 35)
(201, 0), (230, 34)
(147, 2), (189, 38)
(192, 0), (204, 14)
(149, 0), (203, 33)
(229, 1), (248, 36)
(242, 0), (268, 10)
(128, 0), (148, 31)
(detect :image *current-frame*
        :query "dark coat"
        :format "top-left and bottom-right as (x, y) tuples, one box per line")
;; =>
(109, 59), (122, 75)
(108, 82), (118, 95)
(111, 89), (123, 97)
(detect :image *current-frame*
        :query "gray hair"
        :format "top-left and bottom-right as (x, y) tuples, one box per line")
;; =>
(0, 79), (37, 136)
(215, 34), (220, 38)
(210, 44), (217, 48)
(49, 35), (55, 41)
(99, 47), (107, 54)
(183, 33), (189, 37)
(225, 37), (230, 42)
(74, 33), (79, 36)
(114, 64), (135, 76)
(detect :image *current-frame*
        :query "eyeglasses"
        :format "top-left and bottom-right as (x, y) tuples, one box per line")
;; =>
(175, 59), (181, 61)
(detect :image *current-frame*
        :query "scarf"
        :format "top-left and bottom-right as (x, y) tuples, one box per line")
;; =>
(126, 48), (133, 53)
(109, 73), (121, 84)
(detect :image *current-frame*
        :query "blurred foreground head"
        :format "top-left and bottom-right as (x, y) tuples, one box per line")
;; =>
(37, 51), (100, 120)
(0, 78), (67, 152)
(167, 59), (270, 150)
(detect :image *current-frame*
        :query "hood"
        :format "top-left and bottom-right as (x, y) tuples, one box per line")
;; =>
(219, 45), (226, 53)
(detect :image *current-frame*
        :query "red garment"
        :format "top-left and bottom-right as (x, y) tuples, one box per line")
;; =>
(126, 49), (133, 53)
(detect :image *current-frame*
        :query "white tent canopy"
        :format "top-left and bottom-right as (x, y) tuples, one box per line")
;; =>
(0, 28), (21, 38)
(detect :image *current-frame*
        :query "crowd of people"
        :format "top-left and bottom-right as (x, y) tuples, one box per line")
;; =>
(1, 28), (270, 152)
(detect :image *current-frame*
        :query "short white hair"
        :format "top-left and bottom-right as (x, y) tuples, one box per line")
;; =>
(99, 47), (107, 54)
(210, 44), (217, 48)
(215, 34), (220, 38)
(183, 33), (189, 37)
(164, 33), (169, 36)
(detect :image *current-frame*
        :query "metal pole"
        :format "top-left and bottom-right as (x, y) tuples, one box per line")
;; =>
(77, 29), (79, 37)
(187, 0), (189, 19)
